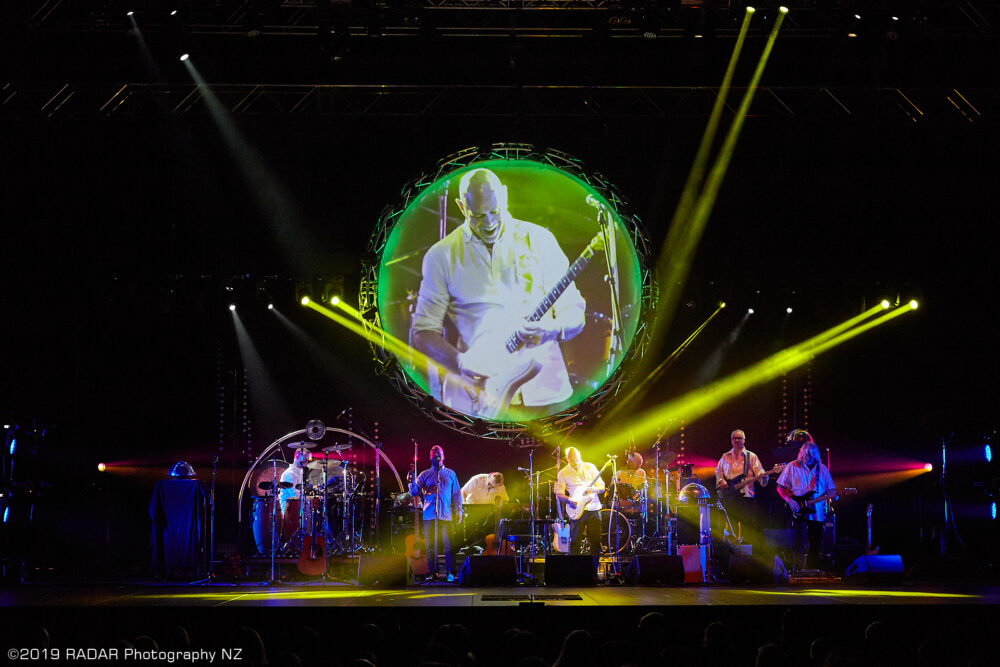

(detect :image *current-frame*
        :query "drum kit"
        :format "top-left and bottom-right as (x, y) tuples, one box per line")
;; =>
(252, 440), (367, 559)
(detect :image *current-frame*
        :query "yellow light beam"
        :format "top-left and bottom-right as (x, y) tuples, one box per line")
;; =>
(645, 8), (757, 365)
(686, 8), (788, 243)
(600, 302), (726, 426)
(304, 301), (447, 379)
(579, 301), (913, 456)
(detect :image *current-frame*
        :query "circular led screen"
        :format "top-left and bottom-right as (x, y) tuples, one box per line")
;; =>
(363, 147), (653, 432)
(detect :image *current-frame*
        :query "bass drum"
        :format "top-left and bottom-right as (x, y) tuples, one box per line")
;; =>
(599, 508), (632, 555)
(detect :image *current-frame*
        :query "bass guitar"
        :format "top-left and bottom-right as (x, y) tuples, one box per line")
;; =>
(441, 231), (606, 420)
(564, 459), (613, 521)
(789, 487), (857, 520)
(718, 463), (786, 499)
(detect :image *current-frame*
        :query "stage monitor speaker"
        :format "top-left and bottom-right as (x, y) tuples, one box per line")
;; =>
(729, 552), (788, 585)
(844, 554), (904, 585)
(458, 556), (518, 586)
(624, 555), (685, 586)
(358, 555), (408, 588)
(544, 555), (596, 587)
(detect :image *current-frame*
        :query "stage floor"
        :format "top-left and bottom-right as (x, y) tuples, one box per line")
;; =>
(2, 579), (997, 608)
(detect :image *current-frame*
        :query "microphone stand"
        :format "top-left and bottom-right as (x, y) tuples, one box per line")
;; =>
(598, 209), (623, 376)
(192, 456), (219, 585)
(607, 456), (622, 583)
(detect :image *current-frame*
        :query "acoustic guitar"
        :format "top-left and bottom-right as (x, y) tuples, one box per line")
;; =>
(404, 446), (429, 578)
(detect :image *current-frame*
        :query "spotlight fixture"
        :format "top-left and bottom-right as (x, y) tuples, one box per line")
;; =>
(126, 11), (134, 17)
(179, 53), (189, 62)
(786, 307), (793, 314)
(747, 308), (755, 315)
(718, 301), (726, 309)
(881, 299), (890, 309)
(909, 300), (919, 309)
(171, 10), (178, 16)
(746, 6), (755, 13)
(986, 444), (992, 463)
(923, 463), (933, 472)
(301, 296), (310, 306)
(267, 303), (274, 310)
(779, 6), (788, 13)
(854, 14), (861, 20)
(229, 304), (236, 311)
(331, 296), (340, 306)
(97, 463), (107, 472)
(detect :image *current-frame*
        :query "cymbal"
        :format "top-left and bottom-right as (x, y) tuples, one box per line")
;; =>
(322, 443), (353, 453)
(286, 441), (316, 450)
(306, 460), (343, 471)
(657, 451), (678, 466)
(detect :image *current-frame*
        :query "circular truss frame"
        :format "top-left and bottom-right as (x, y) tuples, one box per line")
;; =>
(359, 142), (658, 439)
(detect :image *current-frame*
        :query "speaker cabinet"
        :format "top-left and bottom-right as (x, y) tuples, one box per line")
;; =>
(844, 554), (904, 585)
(357, 555), (409, 588)
(457, 556), (519, 586)
(625, 555), (685, 586)
(544, 555), (597, 586)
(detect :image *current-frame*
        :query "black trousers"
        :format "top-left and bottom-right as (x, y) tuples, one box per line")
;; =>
(423, 519), (454, 574)
(723, 495), (760, 546)
(570, 509), (603, 560)
(790, 517), (824, 570)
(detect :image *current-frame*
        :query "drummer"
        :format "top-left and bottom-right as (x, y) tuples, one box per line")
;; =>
(614, 451), (647, 489)
(279, 447), (313, 512)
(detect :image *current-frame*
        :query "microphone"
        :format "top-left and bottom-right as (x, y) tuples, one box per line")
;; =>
(517, 467), (531, 472)
(585, 194), (606, 209)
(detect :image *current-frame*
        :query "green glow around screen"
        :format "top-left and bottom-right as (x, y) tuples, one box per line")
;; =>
(377, 159), (643, 422)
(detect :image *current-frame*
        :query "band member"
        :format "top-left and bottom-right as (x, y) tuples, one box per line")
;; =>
(409, 445), (463, 581)
(614, 450), (647, 487)
(555, 447), (605, 567)
(462, 472), (509, 505)
(613, 450), (647, 511)
(279, 448), (312, 513)
(776, 441), (837, 571)
(715, 430), (769, 542)
(410, 168), (587, 420)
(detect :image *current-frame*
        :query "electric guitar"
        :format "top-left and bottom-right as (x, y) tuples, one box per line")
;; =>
(790, 487), (857, 520)
(551, 490), (571, 554)
(563, 459), (612, 521)
(441, 232), (605, 420)
(718, 463), (786, 499)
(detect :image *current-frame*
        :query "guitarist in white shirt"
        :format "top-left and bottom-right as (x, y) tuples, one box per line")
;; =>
(715, 429), (770, 547)
(776, 440), (838, 571)
(555, 447), (606, 569)
(410, 168), (587, 421)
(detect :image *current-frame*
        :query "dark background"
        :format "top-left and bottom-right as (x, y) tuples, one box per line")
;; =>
(1, 2), (998, 575)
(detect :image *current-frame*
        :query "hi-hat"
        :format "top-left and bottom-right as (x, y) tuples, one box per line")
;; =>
(286, 441), (316, 450)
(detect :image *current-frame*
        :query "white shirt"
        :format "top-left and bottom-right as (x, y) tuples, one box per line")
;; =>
(556, 462), (604, 514)
(777, 461), (836, 522)
(715, 448), (767, 498)
(411, 218), (586, 409)
(462, 473), (509, 505)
